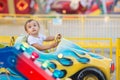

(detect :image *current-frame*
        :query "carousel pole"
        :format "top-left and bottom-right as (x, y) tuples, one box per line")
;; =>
(8, 0), (15, 14)
(101, 0), (107, 14)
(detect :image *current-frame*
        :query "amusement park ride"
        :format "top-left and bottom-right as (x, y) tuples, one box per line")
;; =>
(0, 35), (115, 80)
(0, 0), (115, 80)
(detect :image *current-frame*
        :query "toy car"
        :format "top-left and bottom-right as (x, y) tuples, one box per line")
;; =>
(0, 35), (115, 80)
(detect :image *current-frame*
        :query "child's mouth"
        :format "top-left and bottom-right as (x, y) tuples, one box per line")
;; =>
(33, 30), (36, 32)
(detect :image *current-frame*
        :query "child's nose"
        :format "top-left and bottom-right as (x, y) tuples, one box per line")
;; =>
(32, 26), (35, 29)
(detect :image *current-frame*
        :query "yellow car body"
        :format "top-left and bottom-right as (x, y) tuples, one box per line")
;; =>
(51, 55), (113, 80)
(14, 36), (114, 80)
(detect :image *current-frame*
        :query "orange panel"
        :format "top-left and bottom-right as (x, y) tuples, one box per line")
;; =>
(0, 0), (9, 13)
(14, 0), (31, 14)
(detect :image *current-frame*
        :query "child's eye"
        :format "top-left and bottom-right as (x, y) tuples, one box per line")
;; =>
(28, 26), (31, 28)
(34, 24), (36, 26)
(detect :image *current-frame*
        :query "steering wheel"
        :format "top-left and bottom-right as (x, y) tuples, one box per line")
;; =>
(54, 34), (61, 43)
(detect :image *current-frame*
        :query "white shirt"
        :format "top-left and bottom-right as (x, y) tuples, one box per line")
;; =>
(27, 34), (47, 45)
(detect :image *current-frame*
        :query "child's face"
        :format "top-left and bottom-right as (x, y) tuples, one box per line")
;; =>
(26, 21), (40, 35)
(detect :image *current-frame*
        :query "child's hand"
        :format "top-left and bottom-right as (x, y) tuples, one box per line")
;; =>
(55, 34), (62, 42)
(50, 34), (62, 48)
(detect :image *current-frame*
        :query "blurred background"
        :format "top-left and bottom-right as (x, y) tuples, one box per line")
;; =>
(0, 0), (120, 15)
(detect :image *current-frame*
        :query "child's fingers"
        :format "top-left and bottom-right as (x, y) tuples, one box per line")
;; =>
(57, 34), (62, 41)
(55, 34), (61, 42)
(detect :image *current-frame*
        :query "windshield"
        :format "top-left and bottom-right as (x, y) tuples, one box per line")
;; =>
(55, 38), (89, 54)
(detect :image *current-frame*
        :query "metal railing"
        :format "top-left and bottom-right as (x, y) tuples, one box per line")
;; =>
(116, 38), (120, 80)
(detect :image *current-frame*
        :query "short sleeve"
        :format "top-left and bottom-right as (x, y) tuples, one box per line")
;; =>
(27, 36), (38, 45)
(39, 34), (47, 40)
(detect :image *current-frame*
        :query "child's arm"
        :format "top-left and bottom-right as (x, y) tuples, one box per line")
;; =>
(45, 36), (55, 41)
(45, 34), (62, 41)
